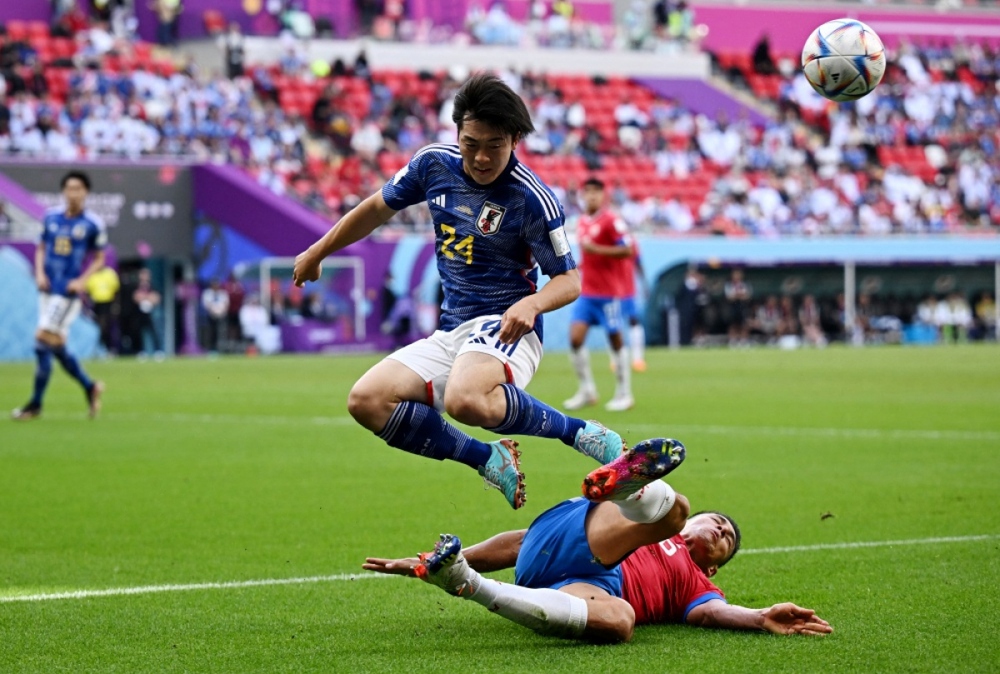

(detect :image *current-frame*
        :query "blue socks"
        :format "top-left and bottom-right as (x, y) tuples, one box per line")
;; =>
(51, 344), (94, 392)
(488, 384), (585, 447)
(378, 401), (493, 469)
(29, 343), (53, 408)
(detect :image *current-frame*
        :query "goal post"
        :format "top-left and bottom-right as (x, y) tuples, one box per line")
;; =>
(250, 255), (366, 341)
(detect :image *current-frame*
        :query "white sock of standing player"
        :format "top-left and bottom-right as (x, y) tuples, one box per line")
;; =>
(615, 480), (676, 524)
(630, 323), (645, 364)
(611, 346), (631, 400)
(457, 570), (589, 638)
(569, 346), (596, 395)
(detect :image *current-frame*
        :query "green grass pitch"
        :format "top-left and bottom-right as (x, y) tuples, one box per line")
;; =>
(1, 345), (999, 673)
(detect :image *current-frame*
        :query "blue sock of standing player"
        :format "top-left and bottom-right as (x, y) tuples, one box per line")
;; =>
(378, 401), (492, 469)
(487, 384), (586, 446)
(50, 344), (94, 392)
(29, 342), (54, 408)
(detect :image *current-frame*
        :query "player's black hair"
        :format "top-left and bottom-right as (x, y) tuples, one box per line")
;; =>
(583, 177), (605, 190)
(452, 73), (535, 142)
(60, 170), (91, 191)
(691, 510), (742, 567)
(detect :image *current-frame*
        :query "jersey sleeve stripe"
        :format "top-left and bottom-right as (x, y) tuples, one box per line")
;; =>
(511, 167), (557, 221)
(682, 592), (726, 623)
(513, 165), (562, 223)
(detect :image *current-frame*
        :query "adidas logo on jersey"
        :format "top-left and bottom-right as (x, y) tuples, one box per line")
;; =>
(431, 194), (447, 208)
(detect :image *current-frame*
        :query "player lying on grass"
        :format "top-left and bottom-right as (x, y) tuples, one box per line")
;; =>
(364, 438), (832, 643)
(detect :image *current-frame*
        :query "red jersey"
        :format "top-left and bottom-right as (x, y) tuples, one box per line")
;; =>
(620, 535), (726, 625)
(616, 240), (640, 299)
(578, 209), (631, 298)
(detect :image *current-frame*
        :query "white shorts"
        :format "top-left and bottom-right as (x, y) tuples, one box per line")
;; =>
(37, 293), (81, 338)
(387, 315), (544, 411)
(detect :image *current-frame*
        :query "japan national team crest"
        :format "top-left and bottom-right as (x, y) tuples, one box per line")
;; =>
(476, 201), (506, 236)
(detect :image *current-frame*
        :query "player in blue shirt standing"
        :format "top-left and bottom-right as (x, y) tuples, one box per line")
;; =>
(12, 171), (106, 420)
(293, 74), (624, 509)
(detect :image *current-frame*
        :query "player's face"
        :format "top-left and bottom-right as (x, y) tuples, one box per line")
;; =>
(62, 178), (88, 214)
(683, 513), (737, 576)
(582, 185), (604, 214)
(458, 118), (515, 185)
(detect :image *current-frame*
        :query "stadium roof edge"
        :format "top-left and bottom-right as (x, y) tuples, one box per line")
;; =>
(242, 38), (711, 79)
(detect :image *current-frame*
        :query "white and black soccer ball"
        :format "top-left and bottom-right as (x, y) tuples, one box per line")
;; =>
(802, 18), (886, 102)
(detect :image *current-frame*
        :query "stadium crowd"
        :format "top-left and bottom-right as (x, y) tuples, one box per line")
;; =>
(2, 7), (1000, 237)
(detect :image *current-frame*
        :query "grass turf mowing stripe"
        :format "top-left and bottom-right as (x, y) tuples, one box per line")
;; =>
(36, 412), (1000, 442)
(3, 534), (995, 604)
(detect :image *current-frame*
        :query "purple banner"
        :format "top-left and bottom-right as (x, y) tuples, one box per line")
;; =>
(635, 78), (770, 126)
(0, 171), (46, 220)
(134, 0), (357, 41)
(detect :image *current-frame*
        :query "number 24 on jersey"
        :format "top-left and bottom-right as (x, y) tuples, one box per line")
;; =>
(440, 224), (474, 265)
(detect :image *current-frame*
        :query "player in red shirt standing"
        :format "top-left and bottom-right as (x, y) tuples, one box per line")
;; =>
(365, 438), (832, 642)
(616, 239), (648, 373)
(565, 178), (635, 412)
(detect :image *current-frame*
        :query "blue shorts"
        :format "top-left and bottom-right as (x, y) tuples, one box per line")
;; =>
(514, 497), (623, 597)
(571, 297), (623, 335)
(619, 297), (639, 323)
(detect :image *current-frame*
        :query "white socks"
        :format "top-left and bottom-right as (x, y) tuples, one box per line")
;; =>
(611, 347), (631, 398)
(466, 576), (589, 638)
(630, 324), (645, 363)
(614, 480), (676, 524)
(570, 346), (596, 393)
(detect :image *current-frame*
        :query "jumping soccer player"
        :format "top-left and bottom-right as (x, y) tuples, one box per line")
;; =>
(564, 178), (634, 412)
(365, 439), (832, 643)
(13, 171), (106, 420)
(292, 74), (624, 510)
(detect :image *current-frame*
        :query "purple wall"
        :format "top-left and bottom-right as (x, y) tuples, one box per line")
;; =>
(691, 2), (1000, 53)
(0, 1), (51, 23)
(0, 171), (46, 220)
(636, 77), (771, 127)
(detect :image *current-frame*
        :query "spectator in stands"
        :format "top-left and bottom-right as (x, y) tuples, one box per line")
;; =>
(222, 22), (246, 79)
(150, 0), (183, 47)
(752, 33), (776, 76)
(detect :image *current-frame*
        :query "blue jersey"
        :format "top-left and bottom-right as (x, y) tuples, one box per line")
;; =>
(381, 143), (576, 341)
(39, 207), (107, 297)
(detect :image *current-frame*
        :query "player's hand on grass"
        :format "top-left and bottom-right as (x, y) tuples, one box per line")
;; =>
(36, 272), (50, 292)
(761, 603), (832, 636)
(293, 251), (322, 287)
(362, 556), (421, 577)
(499, 298), (538, 344)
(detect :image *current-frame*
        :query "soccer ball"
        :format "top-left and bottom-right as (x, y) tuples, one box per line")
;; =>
(801, 18), (886, 102)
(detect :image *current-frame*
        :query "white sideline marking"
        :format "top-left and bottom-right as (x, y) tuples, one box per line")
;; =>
(0, 573), (391, 603)
(1, 535), (995, 604)
(741, 534), (1000, 556)
(40, 412), (1000, 442)
(627, 423), (1000, 443)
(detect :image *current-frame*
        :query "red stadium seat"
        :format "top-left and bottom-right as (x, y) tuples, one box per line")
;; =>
(6, 20), (28, 42)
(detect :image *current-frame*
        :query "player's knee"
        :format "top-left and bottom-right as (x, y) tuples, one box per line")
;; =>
(590, 601), (635, 643)
(443, 390), (489, 426)
(347, 382), (382, 427)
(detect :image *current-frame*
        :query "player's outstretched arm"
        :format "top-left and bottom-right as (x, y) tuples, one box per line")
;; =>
(293, 191), (397, 287)
(363, 529), (526, 577)
(686, 599), (832, 636)
(34, 243), (50, 291)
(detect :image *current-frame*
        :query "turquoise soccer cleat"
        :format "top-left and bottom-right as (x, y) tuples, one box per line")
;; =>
(573, 420), (625, 464)
(478, 439), (526, 510)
